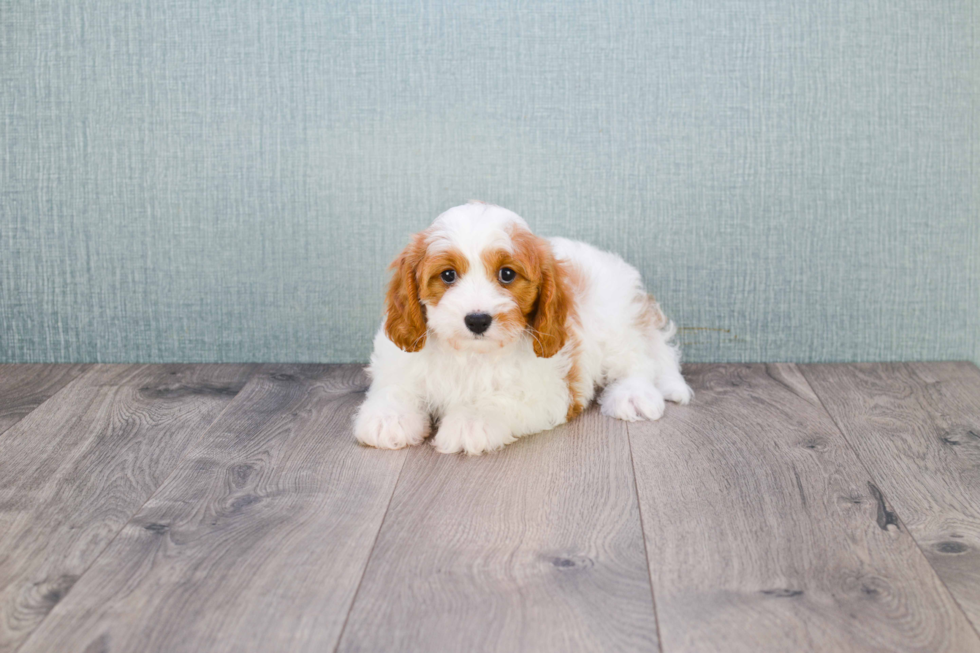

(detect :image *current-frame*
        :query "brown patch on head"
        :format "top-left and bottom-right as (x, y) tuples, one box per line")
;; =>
(384, 231), (473, 352)
(480, 246), (533, 340)
(384, 233), (429, 351)
(418, 249), (469, 306)
(513, 228), (574, 358)
(478, 226), (574, 358)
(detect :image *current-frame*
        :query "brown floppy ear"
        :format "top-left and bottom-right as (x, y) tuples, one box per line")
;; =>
(531, 248), (571, 358)
(384, 234), (428, 352)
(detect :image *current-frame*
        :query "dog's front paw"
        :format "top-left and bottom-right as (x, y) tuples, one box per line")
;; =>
(353, 402), (430, 449)
(432, 413), (515, 455)
(657, 371), (693, 405)
(599, 377), (666, 422)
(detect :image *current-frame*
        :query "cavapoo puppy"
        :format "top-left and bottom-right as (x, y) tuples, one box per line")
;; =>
(354, 201), (691, 455)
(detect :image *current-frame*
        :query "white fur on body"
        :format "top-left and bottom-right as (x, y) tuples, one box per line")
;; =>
(354, 204), (691, 455)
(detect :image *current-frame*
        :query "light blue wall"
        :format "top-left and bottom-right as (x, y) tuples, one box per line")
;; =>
(2, 1), (977, 364)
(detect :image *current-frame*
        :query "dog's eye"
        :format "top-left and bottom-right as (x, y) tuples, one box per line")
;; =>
(498, 267), (517, 284)
(440, 269), (456, 284)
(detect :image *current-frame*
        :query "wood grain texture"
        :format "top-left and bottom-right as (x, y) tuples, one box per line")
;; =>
(17, 365), (407, 653)
(0, 364), (253, 653)
(629, 364), (980, 652)
(337, 407), (659, 653)
(802, 362), (980, 630)
(0, 364), (90, 436)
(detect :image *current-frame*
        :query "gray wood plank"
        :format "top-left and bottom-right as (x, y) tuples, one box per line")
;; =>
(0, 364), (254, 653)
(802, 362), (980, 630)
(0, 364), (90, 436)
(629, 364), (980, 652)
(337, 407), (659, 653)
(17, 365), (407, 653)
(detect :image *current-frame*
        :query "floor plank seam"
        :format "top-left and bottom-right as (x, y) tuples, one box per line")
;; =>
(798, 364), (980, 644)
(892, 362), (980, 643)
(331, 449), (410, 653)
(9, 364), (262, 653)
(625, 421), (665, 653)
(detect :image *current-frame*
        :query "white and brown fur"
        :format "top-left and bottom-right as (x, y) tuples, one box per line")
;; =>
(354, 202), (691, 455)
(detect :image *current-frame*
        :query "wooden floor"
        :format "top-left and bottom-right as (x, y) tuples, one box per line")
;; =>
(0, 363), (979, 652)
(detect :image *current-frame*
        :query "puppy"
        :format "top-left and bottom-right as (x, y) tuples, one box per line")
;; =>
(354, 202), (691, 455)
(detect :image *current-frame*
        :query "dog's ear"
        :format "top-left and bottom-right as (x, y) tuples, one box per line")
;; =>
(531, 244), (571, 358)
(384, 234), (428, 352)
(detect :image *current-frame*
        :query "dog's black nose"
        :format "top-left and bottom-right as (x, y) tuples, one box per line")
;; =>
(464, 312), (493, 335)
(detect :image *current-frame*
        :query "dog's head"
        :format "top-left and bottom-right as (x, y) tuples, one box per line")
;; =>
(384, 202), (571, 357)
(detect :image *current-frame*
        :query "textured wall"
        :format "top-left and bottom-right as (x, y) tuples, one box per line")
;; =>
(1, 1), (977, 364)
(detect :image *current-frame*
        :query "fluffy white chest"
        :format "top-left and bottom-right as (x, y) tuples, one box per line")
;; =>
(418, 338), (572, 432)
